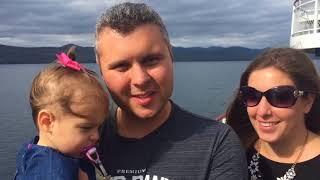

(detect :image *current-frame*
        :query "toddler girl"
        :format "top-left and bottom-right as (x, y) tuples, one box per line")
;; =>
(14, 47), (109, 180)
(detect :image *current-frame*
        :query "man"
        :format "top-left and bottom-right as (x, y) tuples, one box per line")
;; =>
(95, 2), (247, 180)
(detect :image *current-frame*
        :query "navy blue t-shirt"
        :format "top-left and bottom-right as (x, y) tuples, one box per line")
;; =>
(98, 101), (248, 179)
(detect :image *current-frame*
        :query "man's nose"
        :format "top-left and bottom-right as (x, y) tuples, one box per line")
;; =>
(130, 64), (151, 87)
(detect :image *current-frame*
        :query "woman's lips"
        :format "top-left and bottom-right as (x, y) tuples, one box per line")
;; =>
(257, 120), (280, 132)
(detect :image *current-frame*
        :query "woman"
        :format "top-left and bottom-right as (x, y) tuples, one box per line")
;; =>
(226, 48), (320, 180)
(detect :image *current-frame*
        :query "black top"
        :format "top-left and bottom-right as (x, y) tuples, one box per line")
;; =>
(98, 101), (248, 179)
(247, 148), (320, 180)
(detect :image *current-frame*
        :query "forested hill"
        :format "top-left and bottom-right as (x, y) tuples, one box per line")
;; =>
(0, 44), (265, 64)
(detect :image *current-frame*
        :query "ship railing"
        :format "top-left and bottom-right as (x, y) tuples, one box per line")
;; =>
(294, 0), (315, 8)
(292, 29), (315, 37)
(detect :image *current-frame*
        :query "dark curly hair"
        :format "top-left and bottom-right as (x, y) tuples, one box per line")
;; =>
(226, 48), (320, 149)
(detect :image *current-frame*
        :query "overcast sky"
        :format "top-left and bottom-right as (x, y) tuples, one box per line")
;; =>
(0, 0), (294, 49)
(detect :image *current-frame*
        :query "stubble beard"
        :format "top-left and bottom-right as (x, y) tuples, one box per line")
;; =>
(109, 90), (171, 123)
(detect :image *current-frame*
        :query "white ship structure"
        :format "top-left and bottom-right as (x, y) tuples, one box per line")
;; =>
(290, 0), (320, 56)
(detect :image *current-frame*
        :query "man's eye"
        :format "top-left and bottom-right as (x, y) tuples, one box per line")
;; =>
(144, 57), (160, 66)
(114, 64), (129, 72)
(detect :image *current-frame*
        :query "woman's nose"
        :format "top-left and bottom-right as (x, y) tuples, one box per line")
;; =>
(256, 96), (272, 117)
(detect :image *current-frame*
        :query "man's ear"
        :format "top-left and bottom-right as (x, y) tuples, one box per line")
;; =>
(95, 47), (100, 65)
(37, 110), (55, 133)
(95, 57), (100, 65)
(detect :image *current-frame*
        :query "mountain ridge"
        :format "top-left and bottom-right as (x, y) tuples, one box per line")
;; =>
(0, 44), (265, 64)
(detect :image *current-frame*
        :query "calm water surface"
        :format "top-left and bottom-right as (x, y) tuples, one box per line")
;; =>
(5, 60), (318, 179)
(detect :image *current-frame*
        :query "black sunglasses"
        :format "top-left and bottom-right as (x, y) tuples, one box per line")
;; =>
(239, 85), (304, 108)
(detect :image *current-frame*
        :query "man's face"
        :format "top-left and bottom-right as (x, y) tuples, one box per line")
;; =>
(96, 24), (173, 120)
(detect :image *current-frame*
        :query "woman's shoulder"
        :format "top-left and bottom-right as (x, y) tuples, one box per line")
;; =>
(302, 131), (320, 162)
(299, 153), (320, 165)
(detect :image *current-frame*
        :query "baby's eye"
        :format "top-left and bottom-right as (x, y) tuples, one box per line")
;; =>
(79, 126), (92, 131)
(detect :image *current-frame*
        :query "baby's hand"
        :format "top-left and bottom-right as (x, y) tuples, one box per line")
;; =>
(78, 168), (89, 180)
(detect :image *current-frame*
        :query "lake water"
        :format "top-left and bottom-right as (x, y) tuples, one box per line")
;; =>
(2, 61), (319, 179)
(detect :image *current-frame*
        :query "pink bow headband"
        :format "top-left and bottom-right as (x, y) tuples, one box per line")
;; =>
(56, 52), (85, 71)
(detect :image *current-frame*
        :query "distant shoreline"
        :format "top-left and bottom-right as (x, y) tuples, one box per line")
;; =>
(1, 44), (318, 64)
(0, 59), (257, 65)
(0, 44), (266, 64)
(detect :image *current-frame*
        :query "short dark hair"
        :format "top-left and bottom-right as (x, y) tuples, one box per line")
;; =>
(95, 2), (171, 60)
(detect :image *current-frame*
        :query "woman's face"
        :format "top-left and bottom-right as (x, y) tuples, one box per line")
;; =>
(246, 67), (313, 144)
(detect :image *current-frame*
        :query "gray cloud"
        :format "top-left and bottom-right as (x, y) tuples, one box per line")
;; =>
(0, 0), (292, 48)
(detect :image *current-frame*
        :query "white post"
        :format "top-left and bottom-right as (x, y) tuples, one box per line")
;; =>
(291, 1), (296, 37)
(315, 0), (319, 32)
